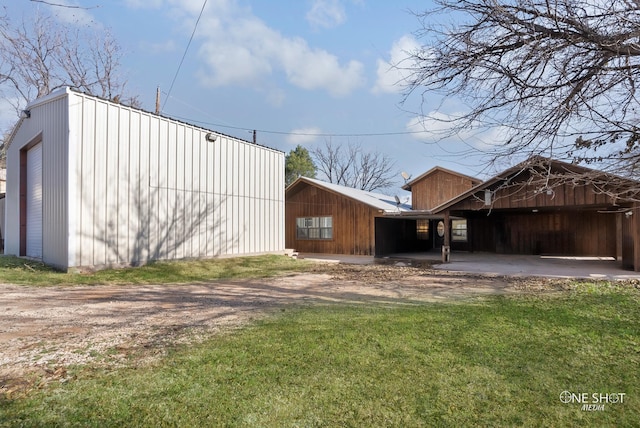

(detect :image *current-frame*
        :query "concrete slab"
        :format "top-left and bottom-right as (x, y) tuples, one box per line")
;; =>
(297, 253), (375, 265)
(431, 252), (640, 281)
(299, 252), (640, 280)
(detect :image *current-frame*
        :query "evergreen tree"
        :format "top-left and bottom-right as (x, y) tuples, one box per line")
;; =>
(285, 145), (317, 186)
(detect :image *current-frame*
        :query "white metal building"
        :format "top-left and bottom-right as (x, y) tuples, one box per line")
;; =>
(5, 87), (285, 270)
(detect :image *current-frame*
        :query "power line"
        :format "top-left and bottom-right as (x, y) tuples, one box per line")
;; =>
(162, 91), (429, 139)
(162, 0), (208, 112)
(167, 114), (428, 138)
(29, 0), (99, 8)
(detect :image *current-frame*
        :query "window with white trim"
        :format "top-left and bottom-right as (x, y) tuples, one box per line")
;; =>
(451, 219), (467, 242)
(296, 216), (333, 240)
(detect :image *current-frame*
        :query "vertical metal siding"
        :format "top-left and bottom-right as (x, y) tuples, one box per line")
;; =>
(93, 100), (109, 265)
(116, 107), (131, 263)
(128, 110), (140, 262)
(78, 96), (96, 266)
(43, 96), (70, 268)
(137, 112), (151, 262)
(5, 93), (69, 268)
(175, 123), (186, 259)
(8, 90), (285, 269)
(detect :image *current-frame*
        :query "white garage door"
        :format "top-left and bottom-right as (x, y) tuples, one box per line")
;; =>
(26, 142), (43, 259)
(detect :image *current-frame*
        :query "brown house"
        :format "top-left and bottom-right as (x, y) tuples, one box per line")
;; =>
(285, 158), (640, 271)
(398, 166), (481, 253)
(430, 157), (640, 270)
(285, 177), (410, 255)
(402, 166), (481, 211)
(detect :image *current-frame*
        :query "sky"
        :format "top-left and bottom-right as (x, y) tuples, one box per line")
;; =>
(2, 0), (504, 193)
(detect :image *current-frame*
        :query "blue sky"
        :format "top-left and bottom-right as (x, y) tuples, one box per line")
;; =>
(4, 0), (504, 191)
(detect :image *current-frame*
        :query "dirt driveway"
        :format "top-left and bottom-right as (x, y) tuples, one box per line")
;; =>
(0, 264), (560, 397)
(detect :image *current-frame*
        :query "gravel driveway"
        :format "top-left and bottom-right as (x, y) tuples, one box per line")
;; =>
(0, 264), (540, 397)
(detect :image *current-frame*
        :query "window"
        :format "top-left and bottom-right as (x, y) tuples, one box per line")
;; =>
(451, 219), (467, 242)
(296, 216), (333, 240)
(416, 219), (429, 240)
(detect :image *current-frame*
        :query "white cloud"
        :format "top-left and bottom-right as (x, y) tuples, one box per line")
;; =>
(166, 0), (365, 97)
(265, 87), (286, 107)
(406, 112), (509, 151)
(306, 0), (346, 29)
(141, 39), (178, 54)
(123, 0), (164, 8)
(286, 127), (323, 145)
(372, 35), (421, 94)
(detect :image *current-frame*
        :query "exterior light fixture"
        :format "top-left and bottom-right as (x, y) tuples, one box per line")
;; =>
(484, 189), (492, 206)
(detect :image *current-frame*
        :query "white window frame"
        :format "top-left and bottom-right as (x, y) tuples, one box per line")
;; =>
(451, 219), (468, 242)
(296, 216), (333, 240)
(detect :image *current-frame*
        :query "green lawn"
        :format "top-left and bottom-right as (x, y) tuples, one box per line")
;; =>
(0, 254), (311, 286)
(2, 287), (638, 427)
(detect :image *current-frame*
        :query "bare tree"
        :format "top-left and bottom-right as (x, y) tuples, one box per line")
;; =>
(312, 139), (397, 192)
(0, 10), (138, 120)
(405, 0), (640, 180)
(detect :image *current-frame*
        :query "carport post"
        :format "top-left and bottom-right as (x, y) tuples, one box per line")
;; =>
(634, 202), (640, 271)
(442, 211), (451, 263)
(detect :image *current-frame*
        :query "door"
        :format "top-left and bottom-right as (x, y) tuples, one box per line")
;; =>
(432, 219), (445, 249)
(26, 142), (43, 259)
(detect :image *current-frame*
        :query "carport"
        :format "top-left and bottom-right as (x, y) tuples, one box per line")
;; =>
(374, 211), (468, 258)
(430, 158), (640, 271)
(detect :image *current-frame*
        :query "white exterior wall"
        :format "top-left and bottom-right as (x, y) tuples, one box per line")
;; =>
(5, 91), (70, 269)
(67, 90), (284, 268)
(6, 88), (284, 269)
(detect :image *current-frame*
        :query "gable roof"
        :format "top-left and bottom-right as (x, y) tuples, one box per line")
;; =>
(402, 166), (480, 191)
(6, 87), (283, 153)
(430, 156), (640, 213)
(287, 176), (411, 213)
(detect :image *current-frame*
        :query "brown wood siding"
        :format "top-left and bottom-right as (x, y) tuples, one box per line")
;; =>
(285, 183), (380, 255)
(468, 211), (616, 256)
(411, 170), (477, 210)
(622, 211), (634, 269)
(628, 202), (640, 271)
(453, 181), (617, 212)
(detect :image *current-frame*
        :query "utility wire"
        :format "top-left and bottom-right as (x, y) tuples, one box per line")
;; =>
(168, 114), (428, 138)
(29, 0), (99, 8)
(162, 0), (208, 113)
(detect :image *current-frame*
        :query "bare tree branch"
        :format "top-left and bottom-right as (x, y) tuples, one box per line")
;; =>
(405, 0), (640, 184)
(312, 139), (397, 192)
(0, 10), (139, 156)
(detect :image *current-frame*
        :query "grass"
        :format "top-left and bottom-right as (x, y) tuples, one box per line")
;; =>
(0, 254), (312, 286)
(2, 287), (638, 427)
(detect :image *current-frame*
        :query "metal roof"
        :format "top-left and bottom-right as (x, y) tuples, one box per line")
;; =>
(7, 87), (284, 154)
(290, 177), (411, 213)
